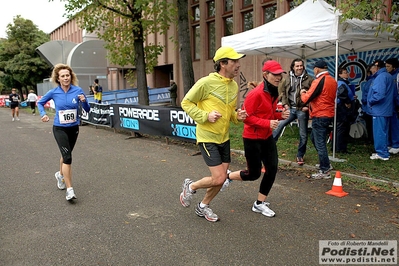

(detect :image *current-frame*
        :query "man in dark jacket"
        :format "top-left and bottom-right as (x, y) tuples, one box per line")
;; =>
(273, 58), (313, 166)
(169, 80), (178, 106)
(335, 67), (355, 153)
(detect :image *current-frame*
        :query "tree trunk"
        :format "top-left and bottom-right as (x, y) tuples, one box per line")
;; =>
(134, 39), (149, 105)
(177, 0), (195, 95)
(132, 15), (149, 106)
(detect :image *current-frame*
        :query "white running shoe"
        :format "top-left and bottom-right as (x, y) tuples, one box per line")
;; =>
(252, 201), (275, 217)
(16, 117), (20, 121)
(12, 118), (15, 121)
(311, 170), (331, 179)
(55, 171), (66, 190)
(370, 153), (389, 161)
(66, 188), (77, 201)
(179, 178), (194, 207)
(388, 147), (399, 154)
(195, 203), (219, 222)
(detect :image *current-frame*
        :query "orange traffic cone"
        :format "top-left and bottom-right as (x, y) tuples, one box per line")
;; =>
(325, 171), (348, 197)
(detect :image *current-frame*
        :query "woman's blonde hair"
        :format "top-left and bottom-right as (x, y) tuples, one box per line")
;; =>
(51, 63), (78, 87)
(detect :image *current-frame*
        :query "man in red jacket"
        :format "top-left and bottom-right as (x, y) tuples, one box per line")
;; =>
(301, 60), (337, 179)
(225, 60), (289, 217)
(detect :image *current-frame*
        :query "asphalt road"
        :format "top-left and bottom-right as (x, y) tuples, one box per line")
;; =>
(0, 107), (398, 266)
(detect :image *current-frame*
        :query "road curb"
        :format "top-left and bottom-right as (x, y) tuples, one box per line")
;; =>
(231, 149), (399, 188)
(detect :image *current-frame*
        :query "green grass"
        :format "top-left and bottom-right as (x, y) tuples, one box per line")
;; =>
(230, 122), (399, 184)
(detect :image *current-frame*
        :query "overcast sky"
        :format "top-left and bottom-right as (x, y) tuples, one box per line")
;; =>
(0, 0), (68, 38)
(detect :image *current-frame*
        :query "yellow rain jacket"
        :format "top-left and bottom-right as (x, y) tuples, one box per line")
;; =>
(181, 72), (240, 144)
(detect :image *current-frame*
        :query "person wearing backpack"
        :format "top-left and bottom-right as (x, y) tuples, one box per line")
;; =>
(93, 79), (103, 103)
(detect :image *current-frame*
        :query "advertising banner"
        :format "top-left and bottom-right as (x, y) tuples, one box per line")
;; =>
(81, 103), (113, 127)
(306, 47), (399, 96)
(112, 104), (196, 143)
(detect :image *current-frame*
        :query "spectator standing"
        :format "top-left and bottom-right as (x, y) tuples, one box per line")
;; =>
(9, 88), (20, 121)
(168, 80), (178, 106)
(367, 59), (396, 160)
(300, 60), (337, 179)
(273, 58), (314, 165)
(27, 89), (38, 115)
(222, 60), (289, 217)
(37, 63), (90, 201)
(385, 58), (399, 154)
(334, 68), (354, 153)
(93, 79), (102, 103)
(179, 46), (247, 222)
(361, 65), (376, 144)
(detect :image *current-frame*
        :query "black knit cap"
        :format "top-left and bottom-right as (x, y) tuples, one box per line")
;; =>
(385, 58), (399, 68)
(372, 59), (385, 68)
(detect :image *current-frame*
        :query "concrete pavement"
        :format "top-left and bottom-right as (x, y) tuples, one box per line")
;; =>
(0, 107), (398, 266)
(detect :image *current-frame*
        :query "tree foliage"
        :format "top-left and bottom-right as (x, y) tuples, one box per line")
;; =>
(58, 0), (177, 105)
(294, 0), (399, 41)
(0, 16), (51, 97)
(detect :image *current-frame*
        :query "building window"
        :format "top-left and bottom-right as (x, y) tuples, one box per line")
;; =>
(193, 6), (200, 21)
(225, 0), (233, 12)
(191, 2), (200, 60)
(263, 4), (277, 23)
(289, 0), (297, 11)
(391, 0), (399, 23)
(207, 1), (216, 59)
(194, 25), (201, 60)
(243, 11), (253, 31)
(208, 21), (216, 59)
(208, 0), (216, 17)
(243, 0), (253, 7)
(224, 17), (234, 36)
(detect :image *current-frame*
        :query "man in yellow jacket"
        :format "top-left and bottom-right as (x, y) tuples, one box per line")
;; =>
(179, 46), (247, 222)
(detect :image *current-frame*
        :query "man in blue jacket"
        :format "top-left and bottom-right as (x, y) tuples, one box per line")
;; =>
(367, 60), (396, 160)
(385, 58), (399, 154)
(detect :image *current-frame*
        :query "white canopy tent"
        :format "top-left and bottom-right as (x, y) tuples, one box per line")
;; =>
(222, 0), (398, 161)
(221, 0), (397, 60)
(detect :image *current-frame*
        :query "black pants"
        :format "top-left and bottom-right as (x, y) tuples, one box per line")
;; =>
(29, 102), (36, 113)
(240, 136), (278, 196)
(53, 125), (79, 164)
(334, 119), (350, 152)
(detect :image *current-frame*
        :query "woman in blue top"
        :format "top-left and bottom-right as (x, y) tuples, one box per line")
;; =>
(37, 64), (90, 201)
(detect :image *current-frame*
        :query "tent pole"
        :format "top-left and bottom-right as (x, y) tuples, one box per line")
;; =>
(330, 39), (346, 163)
